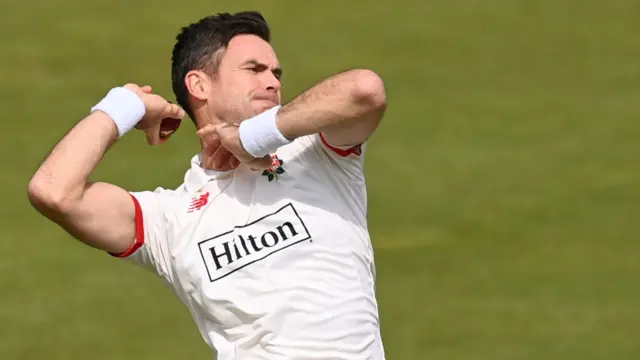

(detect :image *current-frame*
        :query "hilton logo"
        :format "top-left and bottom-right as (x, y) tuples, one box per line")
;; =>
(198, 203), (312, 282)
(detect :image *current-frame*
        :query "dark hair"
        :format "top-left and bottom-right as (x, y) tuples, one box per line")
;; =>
(171, 11), (271, 122)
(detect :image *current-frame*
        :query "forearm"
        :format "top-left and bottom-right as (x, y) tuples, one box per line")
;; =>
(228, 69), (386, 161)
(26, 84), (178, 253)
(28, 112), (118, 208)
(275, 69), (386, 144)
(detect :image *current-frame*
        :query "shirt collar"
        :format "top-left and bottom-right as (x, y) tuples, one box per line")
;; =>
(184, 153), (233, 193)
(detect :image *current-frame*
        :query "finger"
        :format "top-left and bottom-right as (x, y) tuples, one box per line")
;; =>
(141, 85), (153, 94)
(219, 150), (234, 170)
(200, 147), (231, 170)
(212, 147), (232, 170)
(229, 156), (241, 169)
(172, 103), (186, 119)
(199, 153), (216, 170)
(196, 124), (217, 139)
(202, 141), (223, 160)
(198, 127), (221, 155)
(165, 102), (186, 120)
(248, 155), (274, 170)
(144, 126), (161, 146)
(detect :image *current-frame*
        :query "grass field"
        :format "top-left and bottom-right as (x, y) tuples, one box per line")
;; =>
(1, 0), (640, 359)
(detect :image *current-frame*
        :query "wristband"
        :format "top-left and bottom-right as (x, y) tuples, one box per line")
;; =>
(238, 105), (291, 157)
(90, 87), (146, 138)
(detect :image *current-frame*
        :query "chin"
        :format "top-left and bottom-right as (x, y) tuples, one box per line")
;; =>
(253, 101), (279, 114)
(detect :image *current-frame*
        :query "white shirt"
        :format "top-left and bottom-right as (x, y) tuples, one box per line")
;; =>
(115, 133), (385, 360)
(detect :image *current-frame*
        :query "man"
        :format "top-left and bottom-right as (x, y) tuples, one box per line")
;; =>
(28, 11), (387, 360)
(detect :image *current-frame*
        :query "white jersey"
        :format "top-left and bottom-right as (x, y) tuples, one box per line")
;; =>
(114, 133), (385, 360)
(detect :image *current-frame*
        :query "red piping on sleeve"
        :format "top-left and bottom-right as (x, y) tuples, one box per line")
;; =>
(319, 132), (362, 157)
(110, 194), (144, 258)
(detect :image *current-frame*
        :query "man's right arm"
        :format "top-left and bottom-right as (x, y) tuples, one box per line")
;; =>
(27, 84), (185, 255)
(27, 111), (137, 254)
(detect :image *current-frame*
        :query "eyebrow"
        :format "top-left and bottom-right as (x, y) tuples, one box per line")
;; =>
(243, 59), (283, 77)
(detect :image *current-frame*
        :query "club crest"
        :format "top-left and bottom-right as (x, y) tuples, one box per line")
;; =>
(262, 154), (285, 182)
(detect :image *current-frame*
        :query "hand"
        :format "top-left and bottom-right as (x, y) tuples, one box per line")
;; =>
(197, 123), (273, 171)
(124, 84), (186, 145)
(198, 134), (242, 171)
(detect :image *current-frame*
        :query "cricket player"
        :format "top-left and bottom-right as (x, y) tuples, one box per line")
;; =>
(28, 11), (387, 360)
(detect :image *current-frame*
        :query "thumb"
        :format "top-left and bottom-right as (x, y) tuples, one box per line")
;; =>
(215, 123), (234, 137)
(141, 85), (153, 94)
(143, 126), (161, 145)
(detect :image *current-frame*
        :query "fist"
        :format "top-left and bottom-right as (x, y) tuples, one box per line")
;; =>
(124, 84), (186, 145)
(197, 123), (273, 171)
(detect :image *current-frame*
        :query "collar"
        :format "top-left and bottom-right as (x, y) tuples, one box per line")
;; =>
(184, 153), (234, 193)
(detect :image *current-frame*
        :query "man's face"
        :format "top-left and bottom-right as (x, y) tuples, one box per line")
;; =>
(208, 34), (282, 123)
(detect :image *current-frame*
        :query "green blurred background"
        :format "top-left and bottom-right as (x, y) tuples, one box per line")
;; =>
(1, 0), (639, 359)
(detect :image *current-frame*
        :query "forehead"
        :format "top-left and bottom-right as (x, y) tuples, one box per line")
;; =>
(221, 34), (279, 67)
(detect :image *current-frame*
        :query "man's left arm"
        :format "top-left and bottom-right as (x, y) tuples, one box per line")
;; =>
(275, 69), (387, 148)
(205, 69), (386, 167)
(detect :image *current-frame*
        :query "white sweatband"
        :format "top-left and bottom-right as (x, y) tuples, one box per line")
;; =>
(238, 105), (292, 157)
(90, 87), (146, 138)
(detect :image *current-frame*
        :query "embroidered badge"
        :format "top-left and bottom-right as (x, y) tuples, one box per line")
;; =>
(262, 154), (285, 182)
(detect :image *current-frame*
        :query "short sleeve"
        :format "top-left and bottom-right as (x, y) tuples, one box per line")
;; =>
(312, 132), (367, 182)
(318, 132), (366, 159)
(109, 188), (176, 283)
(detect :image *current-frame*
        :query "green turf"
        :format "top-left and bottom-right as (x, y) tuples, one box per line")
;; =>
(1, 0), (639, 359)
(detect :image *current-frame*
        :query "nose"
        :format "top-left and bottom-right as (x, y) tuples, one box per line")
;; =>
(264, 71), (281, 93)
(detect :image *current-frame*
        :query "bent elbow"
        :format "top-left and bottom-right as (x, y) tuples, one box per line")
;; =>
(27, 178), (54, 213)
(27, 178), (73, 216)
(352, 69), (387, 112)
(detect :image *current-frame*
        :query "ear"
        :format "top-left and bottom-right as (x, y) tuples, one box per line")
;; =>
(185, 70), (210, 101)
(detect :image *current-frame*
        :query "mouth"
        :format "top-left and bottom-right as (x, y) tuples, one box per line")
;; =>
(254, 98), (279, 106)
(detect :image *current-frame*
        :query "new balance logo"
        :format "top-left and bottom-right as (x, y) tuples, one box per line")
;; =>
(198, 203), (312, 282)
(188, 192), (210, 213)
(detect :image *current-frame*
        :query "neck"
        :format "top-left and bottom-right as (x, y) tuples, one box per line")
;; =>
(193, 109), (229, 171)
(193, 108), (224, 130)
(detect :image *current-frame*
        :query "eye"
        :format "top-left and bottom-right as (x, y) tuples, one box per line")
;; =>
(246, 64), (267, 74)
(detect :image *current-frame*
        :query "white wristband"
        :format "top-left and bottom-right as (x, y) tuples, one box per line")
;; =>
(238, 105), (292, 157)
(90, 87), (146, 138)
